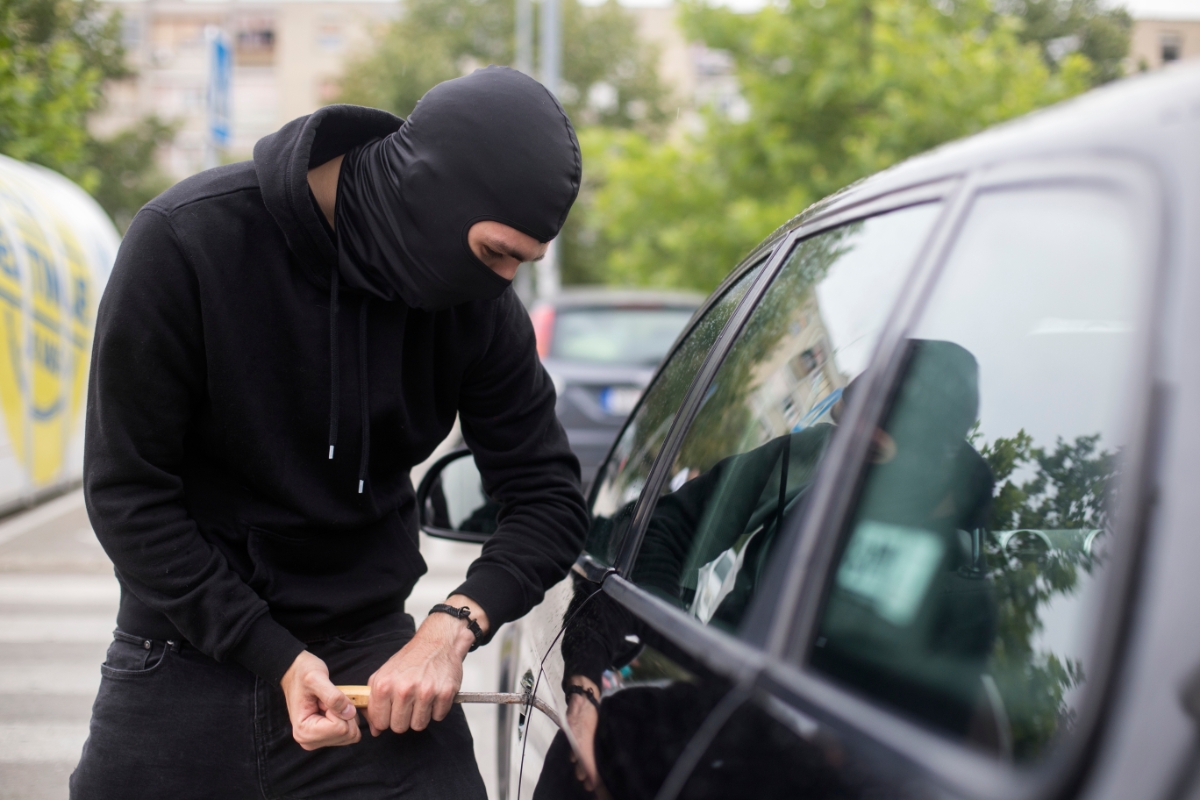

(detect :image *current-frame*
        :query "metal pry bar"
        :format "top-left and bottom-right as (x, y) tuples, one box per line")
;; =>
(335, 686), (564, 732)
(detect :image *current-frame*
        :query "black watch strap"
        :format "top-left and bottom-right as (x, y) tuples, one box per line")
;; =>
(565, 684), (601, 711)
(428, 604), (484, 652)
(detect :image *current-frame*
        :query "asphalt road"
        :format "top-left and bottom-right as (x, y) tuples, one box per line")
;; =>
(0, 490), (499, 799)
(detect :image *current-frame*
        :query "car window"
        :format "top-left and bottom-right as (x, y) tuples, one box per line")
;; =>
(628, 203), (944, 630)
(810, 186), (1141, 762)
(551, 307), (699, 366)
(585, 263), (765, 565)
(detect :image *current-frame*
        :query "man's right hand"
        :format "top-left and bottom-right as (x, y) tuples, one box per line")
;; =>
(281, 651), (361, 750)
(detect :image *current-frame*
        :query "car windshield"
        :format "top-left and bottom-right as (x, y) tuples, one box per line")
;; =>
(550, 307), (696, 366)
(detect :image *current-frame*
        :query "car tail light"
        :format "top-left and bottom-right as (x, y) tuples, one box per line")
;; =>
(529, 305), (555, 358)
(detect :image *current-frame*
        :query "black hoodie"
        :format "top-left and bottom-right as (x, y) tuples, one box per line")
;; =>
(83, 98), (588, 683)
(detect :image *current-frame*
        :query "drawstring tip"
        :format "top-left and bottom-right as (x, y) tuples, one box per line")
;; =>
(328, 446), (335, 459)
(357, 480), (364, 494)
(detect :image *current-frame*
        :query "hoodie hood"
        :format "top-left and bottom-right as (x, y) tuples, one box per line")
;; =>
(253, 104), (403, 287)
(334, 66), (582, 310)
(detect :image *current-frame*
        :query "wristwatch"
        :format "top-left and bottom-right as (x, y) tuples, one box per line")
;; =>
(428, 603), (484, 652)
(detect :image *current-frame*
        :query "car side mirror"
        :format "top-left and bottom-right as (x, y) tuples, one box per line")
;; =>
(415, 448), (498, 544)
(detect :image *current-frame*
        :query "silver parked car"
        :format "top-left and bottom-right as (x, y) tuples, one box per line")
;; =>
(421, 63), (1200, 800)
(529, 290), (703, 488)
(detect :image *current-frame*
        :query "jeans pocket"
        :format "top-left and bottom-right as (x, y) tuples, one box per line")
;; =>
(99, 632), (167, 679)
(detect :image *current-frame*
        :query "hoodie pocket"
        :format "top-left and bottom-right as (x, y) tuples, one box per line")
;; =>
(246, 514), (427, 628)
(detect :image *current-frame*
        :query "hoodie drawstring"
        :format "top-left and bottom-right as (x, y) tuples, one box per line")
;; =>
(328, 266), (371, 494)
(357, 296), (370, 494)
(328, 268), (340, 460)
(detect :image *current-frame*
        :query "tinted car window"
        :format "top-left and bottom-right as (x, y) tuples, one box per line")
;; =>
(811, 186), (1141, 762)
(585, 264), (765, 564)
(629, 203), (944, 630)
(551, 307), (699, 366)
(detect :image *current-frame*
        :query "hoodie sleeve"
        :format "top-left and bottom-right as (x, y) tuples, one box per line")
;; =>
(453, 291), (588, 634)
(84, 208), (306, 683)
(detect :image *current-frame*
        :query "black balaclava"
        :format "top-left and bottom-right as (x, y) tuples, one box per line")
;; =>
(334, 65), (582, 310)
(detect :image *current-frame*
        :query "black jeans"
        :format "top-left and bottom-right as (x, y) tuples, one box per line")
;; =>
(70, 613), (486, 800)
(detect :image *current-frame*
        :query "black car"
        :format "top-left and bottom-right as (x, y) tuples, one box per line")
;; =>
(420, 63), (1200, 800)
(530, 290), (703, 488)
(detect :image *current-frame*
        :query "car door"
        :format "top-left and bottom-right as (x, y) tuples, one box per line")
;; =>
(660, 159), (1164, 800)
(517, 188), (956, 799)
(495, 255), (769, 800)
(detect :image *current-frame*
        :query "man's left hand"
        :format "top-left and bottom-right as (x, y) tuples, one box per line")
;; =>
(365, 594), (489, 736)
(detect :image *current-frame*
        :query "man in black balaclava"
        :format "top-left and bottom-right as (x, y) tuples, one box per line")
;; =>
(73, 67), (588, 798)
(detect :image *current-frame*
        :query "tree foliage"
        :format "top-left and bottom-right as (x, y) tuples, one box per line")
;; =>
(0, 0), (173, 230)
(976, 428), (1117, 758)
(998, 0), (1132, 85)
(578, 0), (1099, 292)
(84, 115), (177, 232)
(0, 0), (123, 174)
(338, 0), (669, 130)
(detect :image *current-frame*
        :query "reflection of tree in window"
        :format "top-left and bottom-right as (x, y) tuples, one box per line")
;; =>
(975, 427), (1118, 760)
(584, 266), (762, 561)
(674, 224), (858, 474)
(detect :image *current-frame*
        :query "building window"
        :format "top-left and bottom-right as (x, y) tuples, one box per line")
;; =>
(235, 17), (276, 66)
(1161, 32), (1182, 64)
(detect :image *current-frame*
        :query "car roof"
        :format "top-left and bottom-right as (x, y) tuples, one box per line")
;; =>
(535, 287), (706, 309)
(754, 61), (1200, 254)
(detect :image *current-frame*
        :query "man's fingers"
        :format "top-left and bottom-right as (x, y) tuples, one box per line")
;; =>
(431, 687), (455, 723)
(409, 686), (437, 731)
(390, 684), (416, 734)
(295, 711), (359, 750)
(308, 672), (356, 720)
(366, 678), (394, 736)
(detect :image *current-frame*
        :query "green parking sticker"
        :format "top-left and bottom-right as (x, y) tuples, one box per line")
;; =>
(836, 521), (944, 626)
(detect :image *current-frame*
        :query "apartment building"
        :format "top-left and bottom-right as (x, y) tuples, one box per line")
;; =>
(94, 0), (399, 178)
(1128, 0), (1200, 71)
(93, 0), (740, 181)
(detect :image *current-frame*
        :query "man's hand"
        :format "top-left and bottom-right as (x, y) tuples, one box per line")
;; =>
(281, 651), (361, 751)
(566, 675), (602, 792)
(366, 594), (489, 736)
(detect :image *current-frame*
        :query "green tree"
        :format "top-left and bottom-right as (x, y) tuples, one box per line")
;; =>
(0, 0), (124, 174)
(83, 115), (177, 232)
(999, 0), (1132, 85)
(580, 0), (1094, 293)
(0, 0), (174, 230)
(976, 429), (1117, 758)
(338, 0), (669, 129)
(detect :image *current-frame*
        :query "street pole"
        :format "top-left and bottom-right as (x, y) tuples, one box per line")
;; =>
(516, 0), (533, 76)
(536, 0), (562, 299)
(205, 26), (232, 171)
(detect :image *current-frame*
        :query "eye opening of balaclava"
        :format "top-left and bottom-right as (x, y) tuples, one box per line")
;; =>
(334, 66), (582, 310)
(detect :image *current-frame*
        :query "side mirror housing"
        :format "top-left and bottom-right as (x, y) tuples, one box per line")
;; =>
(415, 448), (498, 544)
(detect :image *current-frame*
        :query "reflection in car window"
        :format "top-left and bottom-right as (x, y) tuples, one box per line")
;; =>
(586, 263), (765, 564)
(630, 203), (944, 630)
(540, 573), (737, 800)
(811, 187), (1140, 762)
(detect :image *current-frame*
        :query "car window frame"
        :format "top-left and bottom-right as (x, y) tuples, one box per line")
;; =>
(612, 178), (963, 579)
(574, 245), (780, 582)
(577, 176), (964, 639)
(757, 156), (1168, 800)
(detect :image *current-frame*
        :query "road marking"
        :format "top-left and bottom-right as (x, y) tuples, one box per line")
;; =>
(0, 662), (101, 695)
(0, 491), (86, 547)
(0, 615), (113, 644)
(0, 575), (118, 606)
(0, 723), (89, 762)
